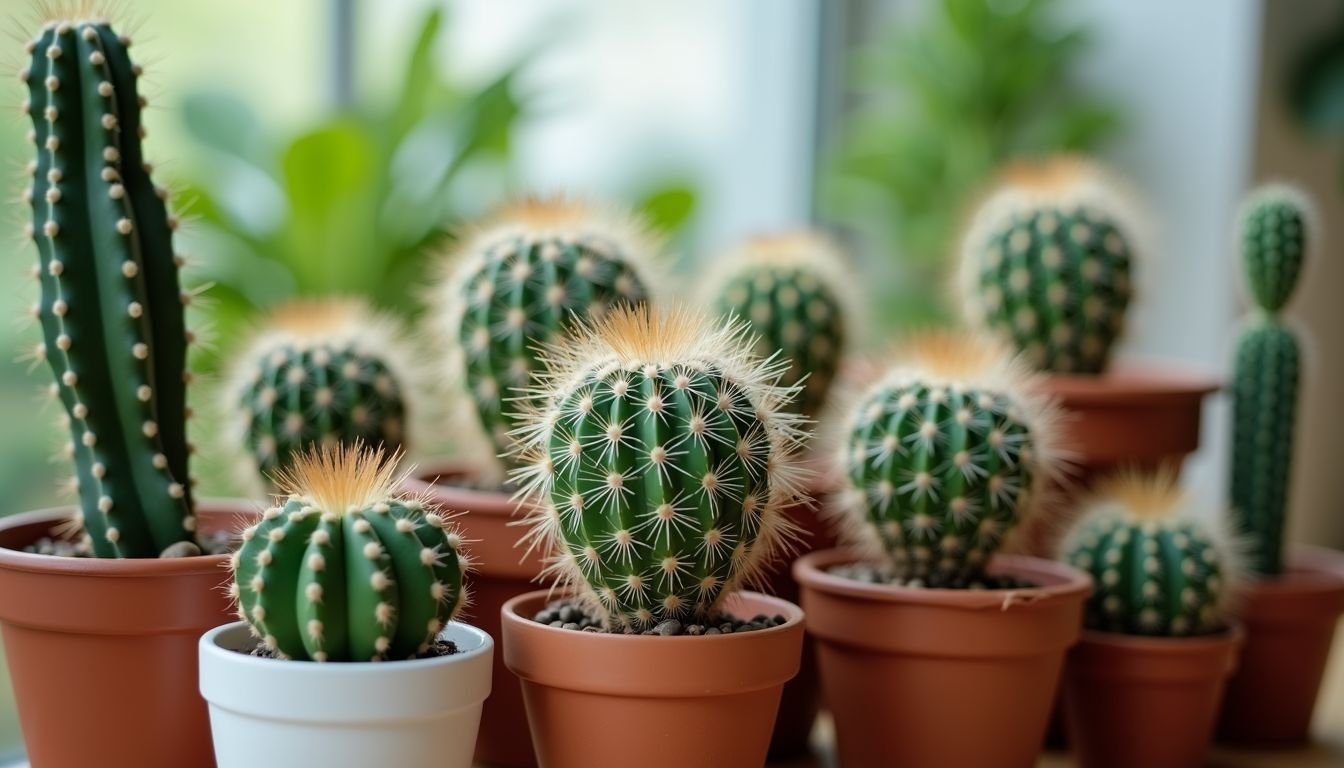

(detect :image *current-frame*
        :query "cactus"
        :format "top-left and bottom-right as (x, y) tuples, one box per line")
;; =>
(1230, 185), (1312, 576)
(1062, 471), (1235, 636)
(705, 232), (850, 419)
(227, 299), (415, 487)
(513, 306), (805, 630)
(836, 332), (1059, 587)
(231, 445), (469, 661)
(959, 156), (1137, 374)
(435, 197), (655, 463)
(20, 17), (196, 558)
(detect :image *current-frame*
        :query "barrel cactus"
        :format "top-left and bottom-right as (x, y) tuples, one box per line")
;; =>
(20, 16), (196, 557)
(959, 156), (1138, 374)
(1230, 184), (1313, 576)
(513, 305), (806, 630)
(226, 299), (415, 487)
(231, 445), (469, 661)
(836, 332), (1060, 587)
(1062, 471), (1236, 636)
(434, 197), (656, 462)
(705, 232), (850, 419)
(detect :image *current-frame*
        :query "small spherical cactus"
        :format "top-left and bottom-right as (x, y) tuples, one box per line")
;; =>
(705, 232), (851, 419)
(226, 299), (416, 487)
(1062, 471), (1238, 636)
(513, 305), (806, 630)
(1230, 184), (1313, 577)
(231, 445), (469, 661)
(958, 156), (1139, 374)
(836, 332), (1060, 587)
(433, 197), (657, 463)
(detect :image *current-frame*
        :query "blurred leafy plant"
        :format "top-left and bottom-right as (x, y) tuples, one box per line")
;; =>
(822, 0), (1122, 327)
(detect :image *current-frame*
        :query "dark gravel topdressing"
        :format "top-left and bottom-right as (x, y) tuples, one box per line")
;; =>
(532, 598), (790, 636)
(828, 562), (1034, 590)
(248, 638), (460, 661)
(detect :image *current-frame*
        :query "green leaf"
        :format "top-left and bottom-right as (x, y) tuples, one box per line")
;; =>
(390, 9), (447, 143)
(635, 183), (697, 235)
(181, 90), (270, 167)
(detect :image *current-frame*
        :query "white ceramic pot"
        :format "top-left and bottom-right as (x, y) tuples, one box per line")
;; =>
(200, 620), (493, 768)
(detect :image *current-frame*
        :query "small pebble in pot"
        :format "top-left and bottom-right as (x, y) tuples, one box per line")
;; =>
(530, 598), (788, 636)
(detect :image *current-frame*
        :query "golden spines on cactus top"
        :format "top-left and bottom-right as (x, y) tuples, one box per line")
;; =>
(511, 305), (808, 630)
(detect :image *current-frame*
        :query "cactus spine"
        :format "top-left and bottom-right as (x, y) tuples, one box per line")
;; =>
(706, 232), (850, 419)
(1062, 472), (1235, 636)
(436, 197), (655, 462)
(515, 306), (805, 630)
(231, 446), (468, 661)
(228, 299), (414, 486)
(21, 17), (195, 557)
(1230, 185), (1312, 576)
(959, 157), (1136, 374)
(837, 333), (1058, 586)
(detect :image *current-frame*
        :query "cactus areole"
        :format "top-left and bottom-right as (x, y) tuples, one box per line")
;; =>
(22, 17), (196, 558)
(514, 306), (806, 631)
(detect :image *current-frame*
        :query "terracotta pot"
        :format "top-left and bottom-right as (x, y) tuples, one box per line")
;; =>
(794, 548), (1090, 768)
(1217, 546), (1344, 746)
(501, 590), (804, 768)
(1015, 365), (1219, 557)
(1064, 628), (1242, 768)
(201, 620), (493, 768)
(0, 500), (256, 768)
(758, 471), (840, 758)
(401, 461), (542, 767)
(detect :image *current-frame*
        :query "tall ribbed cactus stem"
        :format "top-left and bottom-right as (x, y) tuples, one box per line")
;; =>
(1230, 185), (1311, 577)
(514, 306), (805, 630)
(22, 17), (195, 558)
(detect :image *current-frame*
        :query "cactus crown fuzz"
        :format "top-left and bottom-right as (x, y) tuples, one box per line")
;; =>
(232, 445), (470, 662)
(513, 305), (807, 630)
(706, 231), (852, 419)
(22, 12), (197, 557)
(835, 332), (1062, 587)
(434, 196), (657, 466)
(225, 299), (417, 489)
(1062, 470), (1240, 636)
(959, 156), (1140, 375)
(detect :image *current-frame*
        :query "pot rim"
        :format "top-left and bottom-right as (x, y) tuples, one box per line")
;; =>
(201, 619), (494, 672)
(401, 458), (525, 515)
(1078, 623), (1245, 653)
(0, 500), (256, 576)
(793, 548), (1092, 610)
(502, 588), (804, 643)
(1041, 363), (1220, 404)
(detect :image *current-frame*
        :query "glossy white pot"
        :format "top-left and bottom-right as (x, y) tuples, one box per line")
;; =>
(200, 620), (492, 768)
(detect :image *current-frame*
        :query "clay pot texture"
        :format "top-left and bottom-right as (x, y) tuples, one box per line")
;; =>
(1217, 546), (1344, 746)
(1064, 628), (1242, 768)
(0, 500), (256, 768)
(795, 548), (1090, 768)
(401, 461), (542, 767)
(501, 590), (804, 768)
(758, 471), (839, 758)
(201, 620), (493, 768)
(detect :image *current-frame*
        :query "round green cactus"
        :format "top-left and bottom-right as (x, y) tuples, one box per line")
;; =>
(959, 157), (1137, 374)
(231, 446), (468, 661)
(837, 333), (1058, 587)
(1062, 472), (1235, 636)
(227, 300), (414, 487)
(436, 197), (655, 462)
(514, 306), (805, 630)
(706, 232), (850, 419)
(1230, 184), (1312, 576)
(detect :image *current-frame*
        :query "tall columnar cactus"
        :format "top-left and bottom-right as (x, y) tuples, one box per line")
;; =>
(1062, 472), (1236, 636)
(514, 306), (805, 630)
(837, 333), (1059, 587)
(227, 299), (415, 487)
(434, 197), (655, 462)
(1230, 185), (1312, 576)
(705, 232), (850, 419)
(959, 156), (1138, 374)
(21, 17), (196, 558)
(231, 446), (469, 661)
